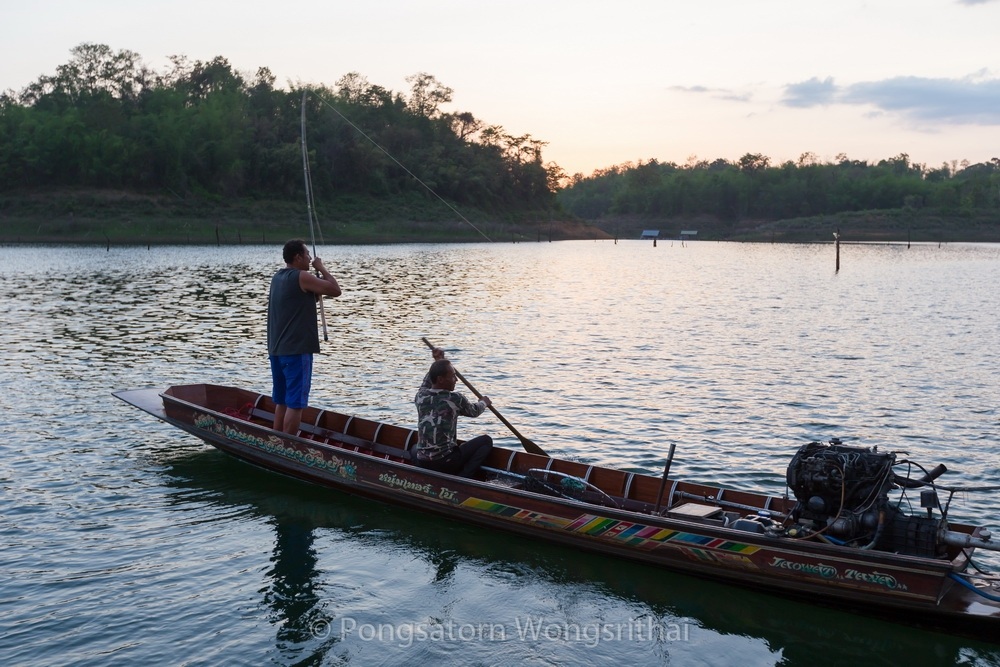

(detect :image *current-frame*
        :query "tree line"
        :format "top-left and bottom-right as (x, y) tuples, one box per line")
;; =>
(0, 43), (561, 212)
(558, 152), (1000, 223)
(5, 44), (998, 232)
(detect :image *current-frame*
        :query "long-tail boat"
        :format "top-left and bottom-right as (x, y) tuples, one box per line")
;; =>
(114, 383), (1000, 640)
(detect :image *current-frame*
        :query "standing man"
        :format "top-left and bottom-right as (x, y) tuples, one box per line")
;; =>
(267, 239), (342, 434)
(414, 358), (493, 477)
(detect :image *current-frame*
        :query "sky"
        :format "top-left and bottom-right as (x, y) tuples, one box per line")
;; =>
(3, 0), (999, 177)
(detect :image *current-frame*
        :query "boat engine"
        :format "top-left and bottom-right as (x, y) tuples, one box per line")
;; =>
(787, 440), (949, 557)
(787, 440), (896, 538)
(787, 440), (896, 542)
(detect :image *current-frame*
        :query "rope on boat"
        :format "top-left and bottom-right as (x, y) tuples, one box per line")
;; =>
(222, 402), (254, 420)
(948, 572), (1000, 603)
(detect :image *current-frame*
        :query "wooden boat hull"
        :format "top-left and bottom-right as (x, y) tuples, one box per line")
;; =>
(114, 383), (1000, 639)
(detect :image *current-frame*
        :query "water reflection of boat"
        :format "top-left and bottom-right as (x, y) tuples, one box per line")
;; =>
(116, 383), (1000, 642)
(160, 449), (993, 666)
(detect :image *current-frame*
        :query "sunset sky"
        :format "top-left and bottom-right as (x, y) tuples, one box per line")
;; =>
(3, 0), (999, 177)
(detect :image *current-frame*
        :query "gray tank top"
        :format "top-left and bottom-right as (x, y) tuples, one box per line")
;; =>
(267, 268), (320, 356)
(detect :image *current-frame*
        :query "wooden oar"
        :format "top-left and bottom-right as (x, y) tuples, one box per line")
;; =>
(421, 337), (548, 457)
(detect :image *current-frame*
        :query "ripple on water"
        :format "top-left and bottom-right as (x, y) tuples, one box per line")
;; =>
(2, 242), (999, 664)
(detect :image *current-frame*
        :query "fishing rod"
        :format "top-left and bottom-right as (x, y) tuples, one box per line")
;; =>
(300, 91), (329, 342)
(312, 92), (494, 243)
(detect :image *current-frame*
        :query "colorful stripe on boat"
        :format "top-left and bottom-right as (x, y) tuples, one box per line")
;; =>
(460, 499), (760, 555)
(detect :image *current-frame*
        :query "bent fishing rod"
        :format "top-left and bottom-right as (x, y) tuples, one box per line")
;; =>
(311, 91), (493, 243)
(301, 91), (329, 341)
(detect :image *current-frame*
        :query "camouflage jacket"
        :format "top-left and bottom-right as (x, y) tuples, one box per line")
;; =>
(413, 387), (487, 461)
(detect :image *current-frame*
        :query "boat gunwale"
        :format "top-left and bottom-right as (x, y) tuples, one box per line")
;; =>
(156, 383), (972, 575)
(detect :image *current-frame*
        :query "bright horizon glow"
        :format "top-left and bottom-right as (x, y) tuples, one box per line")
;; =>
(3, 0), (999, 178)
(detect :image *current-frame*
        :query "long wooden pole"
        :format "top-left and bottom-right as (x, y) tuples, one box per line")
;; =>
(421, 337), (548, 457)
(654, 443), (677, 514)
(301, 91), (329, 342)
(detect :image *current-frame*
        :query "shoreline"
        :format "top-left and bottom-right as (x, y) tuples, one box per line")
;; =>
(0, 189), (610, 245)
(2, 189), (998, 245)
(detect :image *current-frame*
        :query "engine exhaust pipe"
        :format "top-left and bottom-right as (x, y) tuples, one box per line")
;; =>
(895, 463), (948, 489)
(940, 529), (1000, 552)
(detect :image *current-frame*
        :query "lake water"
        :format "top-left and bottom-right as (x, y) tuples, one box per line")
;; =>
(1, 240), (999, 666)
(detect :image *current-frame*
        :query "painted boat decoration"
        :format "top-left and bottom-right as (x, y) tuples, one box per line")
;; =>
(114, 383), (1000, 639)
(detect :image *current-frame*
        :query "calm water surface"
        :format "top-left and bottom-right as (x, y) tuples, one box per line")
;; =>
(1, 240), (999, 666)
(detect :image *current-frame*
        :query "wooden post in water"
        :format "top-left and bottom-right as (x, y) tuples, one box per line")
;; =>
(834, 228), (841, 272)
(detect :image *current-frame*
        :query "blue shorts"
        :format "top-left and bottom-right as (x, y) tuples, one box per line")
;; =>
(270, 354), (313, 409)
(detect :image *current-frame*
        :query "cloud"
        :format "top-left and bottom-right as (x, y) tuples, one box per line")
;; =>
(957, 0), (998, 5)
(670, 84), (752, 103)
(781, 73), (1000, 125)
(671, 85), (710, 94)
(782, 77), (836, 107)
(844, 76), (1000, 123)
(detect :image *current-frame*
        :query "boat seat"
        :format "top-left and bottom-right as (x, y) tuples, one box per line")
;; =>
(250, 407), (412, 463)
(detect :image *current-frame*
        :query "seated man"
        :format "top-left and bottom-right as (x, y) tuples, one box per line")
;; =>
(413, 358), (493, 478)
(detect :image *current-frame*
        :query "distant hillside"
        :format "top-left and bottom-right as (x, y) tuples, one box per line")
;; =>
(1, 43), (564, 228)
(588, 209), (1000, 243)
(0, 188), (609, 244)
(559, 155), (1000, 243)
